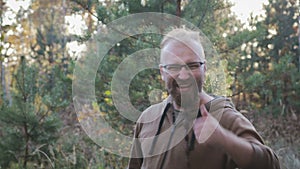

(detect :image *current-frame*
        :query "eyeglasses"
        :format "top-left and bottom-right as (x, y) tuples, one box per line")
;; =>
(160, 61), (204, 74)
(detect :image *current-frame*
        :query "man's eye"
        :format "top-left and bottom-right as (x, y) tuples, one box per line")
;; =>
(167, 65), (181, 71)
(188, 64), (200, 69)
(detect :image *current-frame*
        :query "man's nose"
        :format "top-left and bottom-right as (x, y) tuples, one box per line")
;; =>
(177, 67), (191, 80)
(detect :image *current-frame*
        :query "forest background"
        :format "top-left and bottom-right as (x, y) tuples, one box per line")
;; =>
(0, 0), (299, 168)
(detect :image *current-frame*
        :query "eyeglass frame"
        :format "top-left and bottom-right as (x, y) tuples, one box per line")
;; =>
(159, 61), (205, 75)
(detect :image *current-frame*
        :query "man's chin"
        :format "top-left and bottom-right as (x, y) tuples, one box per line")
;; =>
(171, 92), (199, 109)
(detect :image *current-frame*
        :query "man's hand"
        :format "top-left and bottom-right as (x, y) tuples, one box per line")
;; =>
(193, 104), (223, 146)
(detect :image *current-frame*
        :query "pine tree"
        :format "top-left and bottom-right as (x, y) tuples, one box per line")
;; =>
(238, 0), (300, 114)
(0, 57), (62, 168)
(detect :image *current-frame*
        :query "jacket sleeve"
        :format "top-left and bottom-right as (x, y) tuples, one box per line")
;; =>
(248, 141), (280, 169)
(222, 108), (281, 169)
(127, 123), (143, 169)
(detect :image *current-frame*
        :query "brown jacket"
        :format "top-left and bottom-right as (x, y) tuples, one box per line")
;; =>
(128, 96), (280, 169)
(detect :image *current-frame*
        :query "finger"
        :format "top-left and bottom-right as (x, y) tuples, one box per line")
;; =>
(193, 117), (200, 126)
(200, 104), (209, 117)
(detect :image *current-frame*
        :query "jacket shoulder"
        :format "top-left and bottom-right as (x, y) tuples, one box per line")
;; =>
(137, 100), (168, 124)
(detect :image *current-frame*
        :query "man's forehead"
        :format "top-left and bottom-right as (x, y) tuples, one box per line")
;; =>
(160, 40), (205, 63)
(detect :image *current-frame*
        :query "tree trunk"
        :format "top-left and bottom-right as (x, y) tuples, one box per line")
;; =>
(176, 0), (182, 17)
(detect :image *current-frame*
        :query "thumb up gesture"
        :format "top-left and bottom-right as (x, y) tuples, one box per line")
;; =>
(193, 104), (223, 146)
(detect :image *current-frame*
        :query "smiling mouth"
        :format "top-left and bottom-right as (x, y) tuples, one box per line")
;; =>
(178, 83), (191, 88)
(172, 80), (197, 92)
(175, 83), (194, 91)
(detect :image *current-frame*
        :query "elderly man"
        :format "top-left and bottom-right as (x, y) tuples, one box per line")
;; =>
(128, 28), (280, 169)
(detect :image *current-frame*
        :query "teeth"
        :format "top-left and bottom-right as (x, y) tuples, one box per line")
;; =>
(179, 84), (190, 88)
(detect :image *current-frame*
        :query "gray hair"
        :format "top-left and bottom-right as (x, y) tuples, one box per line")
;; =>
(160, 28), (205, 60)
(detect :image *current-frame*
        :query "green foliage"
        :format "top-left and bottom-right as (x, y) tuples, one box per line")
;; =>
(2, 0), (299, 168)
(96, 1), (129, 24)
(183, 0), (237, 44)
(0, 58), (72, 168)
(235, 0), (300, 114)
(128, 0), (176, 14)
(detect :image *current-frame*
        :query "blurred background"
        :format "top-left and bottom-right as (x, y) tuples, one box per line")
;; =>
(0, 0), (299, 168)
